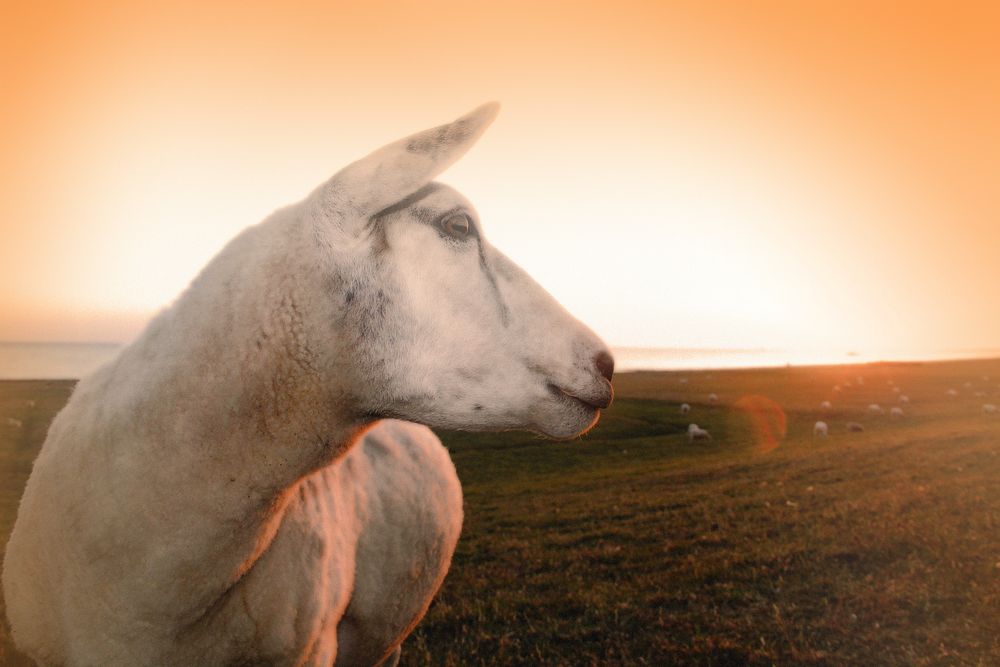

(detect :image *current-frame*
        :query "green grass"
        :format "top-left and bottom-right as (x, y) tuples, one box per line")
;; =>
(3, 361), (1000, 665)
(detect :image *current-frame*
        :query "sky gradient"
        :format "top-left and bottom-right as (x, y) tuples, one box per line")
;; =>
(2, 1), (999, 355)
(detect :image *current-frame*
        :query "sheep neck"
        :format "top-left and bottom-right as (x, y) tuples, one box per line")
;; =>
(79, 214), (373, 623)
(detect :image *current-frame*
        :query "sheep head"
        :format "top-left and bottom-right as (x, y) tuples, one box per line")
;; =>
(308, 104), (613, 440)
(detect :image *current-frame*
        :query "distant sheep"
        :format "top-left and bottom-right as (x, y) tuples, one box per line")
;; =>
(899, 395), (910, 404)
(890, 407), (904, 418)
(868, 404), (885, 415)
(707, 393), (718, 404)
(892, 386), (901, 394)
(687, 423), (712, 442)
(975, 391), (987, 398)
(947, 388), (958, 397)
(964, 381), (973, 389)
(680, 403), (691, 415)
(25, 400), (35, 408)
(813, 421), (828, 437)
(983, 404), (998, 415)
(5, 418), (22, 428)
(847, 422), (865, 433)
(856, 376), (865, 386)
(833, 385), (841, 392)
(819, 400), (832, 410)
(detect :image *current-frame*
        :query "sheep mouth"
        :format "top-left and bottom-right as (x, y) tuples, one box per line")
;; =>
(546, 382), (612, 411)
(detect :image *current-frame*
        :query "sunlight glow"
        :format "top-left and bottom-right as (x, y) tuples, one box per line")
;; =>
(2, 1), (999, 359)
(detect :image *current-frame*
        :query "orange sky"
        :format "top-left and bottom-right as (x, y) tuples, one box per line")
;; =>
(2, 1), (999, 354)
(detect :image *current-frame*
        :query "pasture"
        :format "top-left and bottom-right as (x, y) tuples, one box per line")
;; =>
(3, 359), (1000, 665)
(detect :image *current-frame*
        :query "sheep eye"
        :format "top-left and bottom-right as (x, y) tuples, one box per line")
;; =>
(440, 213), (471, 239)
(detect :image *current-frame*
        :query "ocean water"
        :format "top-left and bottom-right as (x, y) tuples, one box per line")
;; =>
(0, 342), (124, 380)
(1, 342), (998, 380)
(613, 346), (1000, 372)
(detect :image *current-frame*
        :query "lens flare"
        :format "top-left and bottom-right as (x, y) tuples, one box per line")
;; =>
(734, 394), (787, 453)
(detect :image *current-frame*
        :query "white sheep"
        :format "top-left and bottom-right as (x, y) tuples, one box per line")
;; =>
(813, 421), (828, 437)
(680, 403), (691, 415)
(687, 423), (712, 442)
(819, 400), (832, 410)
(2, 104), (616, 666)
(892, 386), (901, 394)
(868, 403), (885, 415)
(26, 400), (35, 408)
(707, 392), (718, 404)
(856, 376), (865, 386)
(899, 395), (910, 404)
(847, 421), (865, 432)
(833, 384), (841, 392)
(947, 388), (958, 397)
(890, 406), (904, 418)
(984, 404), (998, 415)
(5, 417), (22, 428)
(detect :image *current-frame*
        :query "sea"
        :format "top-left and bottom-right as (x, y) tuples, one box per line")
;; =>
(2, 341), (999, 381)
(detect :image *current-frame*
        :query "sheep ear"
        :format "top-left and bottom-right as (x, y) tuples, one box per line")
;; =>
(313, 102), (500, 234)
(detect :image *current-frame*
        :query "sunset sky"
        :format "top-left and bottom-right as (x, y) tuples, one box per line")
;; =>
(2, 1), (999, 356)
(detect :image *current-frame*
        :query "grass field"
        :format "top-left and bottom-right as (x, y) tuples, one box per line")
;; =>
(3, 360), (1000, 665)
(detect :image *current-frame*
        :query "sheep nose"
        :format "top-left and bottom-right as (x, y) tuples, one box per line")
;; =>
(594, 350), (615, 382)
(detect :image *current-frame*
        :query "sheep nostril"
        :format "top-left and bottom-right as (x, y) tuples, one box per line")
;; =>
(594, 350), (615, 382)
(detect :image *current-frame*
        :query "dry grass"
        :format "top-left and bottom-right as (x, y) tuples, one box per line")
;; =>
(2, 360), (1000, 664)
(0, 381), (74, 666)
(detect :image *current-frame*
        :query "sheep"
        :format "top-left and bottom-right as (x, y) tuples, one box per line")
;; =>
(892, 386), (901, 394)
(687, 423), (712, 442)
(984, 404), (998, 415)
(833, 384), (841, 392)
(680, 403), (691, 415)
(947, 388), (958, 397)
(813, 421), (828, 437)
(707, 392), (719, 404)
(2, 104), (616, 666)
(899, 395), (910, 404)
(26, 400), (35, 408)
(868, 403), (885, 415)
(975, 390), (987, 398)
(5, 417), (22, 428)
(890, 406), (904, 418)
(819, 400), (832, 410)
(847, 421), (865, 432)
(856, 376), (865, 386)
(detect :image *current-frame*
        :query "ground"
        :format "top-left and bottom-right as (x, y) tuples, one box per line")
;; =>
(2, 359), (1000, 665)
